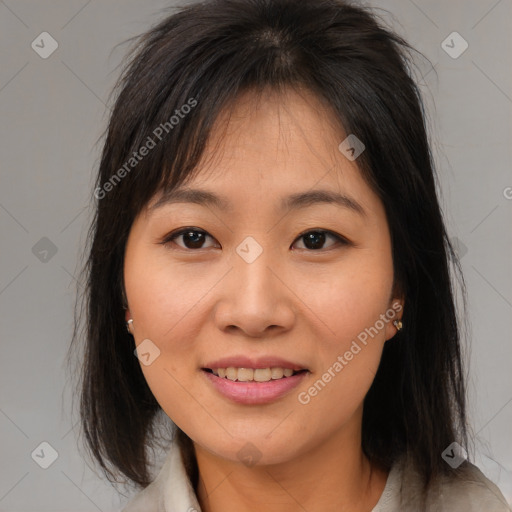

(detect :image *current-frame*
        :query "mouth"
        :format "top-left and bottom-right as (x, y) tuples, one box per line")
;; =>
(201, 366), (310, 405)
(202, 367), (308, 382)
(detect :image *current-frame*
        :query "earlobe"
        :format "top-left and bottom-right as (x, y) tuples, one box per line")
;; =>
(125, 309), (134, 335)
(385, 299), (404, 340)
(392, 319), (403, 331)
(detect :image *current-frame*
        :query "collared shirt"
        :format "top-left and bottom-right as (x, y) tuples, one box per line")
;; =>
(121, 438), (511, 511)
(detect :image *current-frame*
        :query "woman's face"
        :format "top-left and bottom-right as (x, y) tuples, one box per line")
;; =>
(124, 88), (403, 465)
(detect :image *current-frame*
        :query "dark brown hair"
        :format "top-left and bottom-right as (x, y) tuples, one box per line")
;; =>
(67, 0), (469, 498)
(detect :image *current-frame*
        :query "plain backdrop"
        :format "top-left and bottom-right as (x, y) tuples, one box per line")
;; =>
(0, 0), (511, 510)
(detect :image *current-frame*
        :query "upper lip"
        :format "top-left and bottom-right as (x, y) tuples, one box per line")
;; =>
(202, 356), (308, 371)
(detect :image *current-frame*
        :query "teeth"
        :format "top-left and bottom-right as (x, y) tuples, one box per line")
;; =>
(254, 368), (272, 382)
(226, 367), (237, 380)
(271, 368), (284, 379)
(211, 367), (299, 382)
(238, 368), (253, 382)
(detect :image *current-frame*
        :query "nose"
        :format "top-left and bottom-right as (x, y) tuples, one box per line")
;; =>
(213, 247), (296, 338)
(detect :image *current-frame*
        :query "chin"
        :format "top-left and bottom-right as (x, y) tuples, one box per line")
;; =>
(194, 431), (308, 468)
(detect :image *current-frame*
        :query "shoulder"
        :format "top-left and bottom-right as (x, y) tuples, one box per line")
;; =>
(120, 450), (171, 512)
(401, 461), (512, 512)
(428, 463), (511, 512)
(121, 480), (165, 512)
(120, 438), (201, 512)
(392, 459), (511, 512)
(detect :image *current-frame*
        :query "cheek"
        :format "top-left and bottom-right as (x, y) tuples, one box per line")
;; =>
(291, 251), (393, 402)
(124, 251), (206, 418)
(124, 246), (217, 341)
(123, 247), (223, 406)
(294, 250), (394, 346)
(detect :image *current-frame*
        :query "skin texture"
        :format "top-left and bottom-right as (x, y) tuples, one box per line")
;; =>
(124, 88), (404, 512)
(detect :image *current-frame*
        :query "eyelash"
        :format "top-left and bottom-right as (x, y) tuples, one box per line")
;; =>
(159, 227), (350, 252)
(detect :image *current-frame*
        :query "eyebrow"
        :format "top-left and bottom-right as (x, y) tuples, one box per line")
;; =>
(149, 187), (366, 217)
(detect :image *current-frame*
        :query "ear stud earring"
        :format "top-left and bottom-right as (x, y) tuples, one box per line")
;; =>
(393, 319), (403, 331)
(126, 318), (133, 334)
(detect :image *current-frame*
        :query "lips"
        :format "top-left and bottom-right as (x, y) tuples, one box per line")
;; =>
(200, 355), (310, 404)
(202, 355), (307, 372)
(202, 367), (309, 404)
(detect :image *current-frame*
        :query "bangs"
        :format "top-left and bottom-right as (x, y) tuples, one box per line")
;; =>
(95, 0), (413, 219)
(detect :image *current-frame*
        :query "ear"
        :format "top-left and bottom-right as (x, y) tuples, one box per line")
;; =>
(384, 297), (404, 341)
(125, 309), (132, 323)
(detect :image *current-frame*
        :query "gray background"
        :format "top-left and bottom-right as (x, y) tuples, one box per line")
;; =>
(1, 0), (511, 510)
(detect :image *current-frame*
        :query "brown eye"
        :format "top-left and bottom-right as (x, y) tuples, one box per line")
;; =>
(162, 228), (218, 250)
(292, 230), (348, 251)
(160, 227), (348, 252)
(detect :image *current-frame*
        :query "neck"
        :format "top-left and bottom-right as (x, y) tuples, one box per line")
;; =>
(192, 419), (388, 512)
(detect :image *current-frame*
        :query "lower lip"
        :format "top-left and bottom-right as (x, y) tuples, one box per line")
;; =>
(202, 369), (309, 405)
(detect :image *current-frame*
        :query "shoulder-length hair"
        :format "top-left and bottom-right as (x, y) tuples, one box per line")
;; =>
(68, 0), (469, 494)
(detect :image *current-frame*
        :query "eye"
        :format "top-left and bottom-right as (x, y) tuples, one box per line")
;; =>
(160, 227), (349, 252)
(292, 229), (348, 251)
(161, 227), (219, 250)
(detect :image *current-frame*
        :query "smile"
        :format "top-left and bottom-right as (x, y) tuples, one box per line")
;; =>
(205, 367), (307, 382)
(202, 367), (309, 405)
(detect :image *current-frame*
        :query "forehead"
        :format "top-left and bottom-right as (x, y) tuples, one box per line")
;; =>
(203, 87), (347, 169)
(147, 87), (383, 220)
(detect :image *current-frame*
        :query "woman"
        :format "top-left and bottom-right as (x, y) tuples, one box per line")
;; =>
(70, 0), (510, 510)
